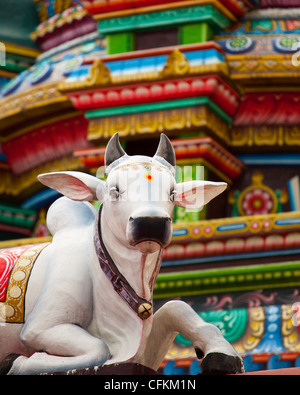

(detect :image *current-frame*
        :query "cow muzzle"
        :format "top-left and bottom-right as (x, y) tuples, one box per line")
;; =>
(126, 213), (172, 254)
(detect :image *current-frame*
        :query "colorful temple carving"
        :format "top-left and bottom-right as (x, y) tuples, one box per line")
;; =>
(1, 0), (300, 374)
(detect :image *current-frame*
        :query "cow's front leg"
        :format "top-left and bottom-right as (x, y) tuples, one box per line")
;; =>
(7, 324), (110, 375)
(143, 301), (244, 374)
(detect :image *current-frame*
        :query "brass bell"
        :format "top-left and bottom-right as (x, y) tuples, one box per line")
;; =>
(138, 303), (152, 320)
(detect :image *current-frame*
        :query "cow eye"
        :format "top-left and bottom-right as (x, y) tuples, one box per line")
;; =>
(109, 186), (120, 200)
(170, 190), (177, 202)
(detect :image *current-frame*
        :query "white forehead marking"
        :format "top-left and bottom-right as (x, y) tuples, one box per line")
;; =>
(110, 162), (173, 178)
(106, 155), (176, 177)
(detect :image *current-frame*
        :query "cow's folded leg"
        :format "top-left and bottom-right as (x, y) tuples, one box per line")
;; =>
(7, 324), (110, 375)
(143, 300), (244, 374)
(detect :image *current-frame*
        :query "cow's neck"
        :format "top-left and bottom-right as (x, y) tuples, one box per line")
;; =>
(98, 205), (162, 307)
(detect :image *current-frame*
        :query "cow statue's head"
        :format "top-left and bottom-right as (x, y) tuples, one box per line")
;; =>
(38, 133), (227, 254)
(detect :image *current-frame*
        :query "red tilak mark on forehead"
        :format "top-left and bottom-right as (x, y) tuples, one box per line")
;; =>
(144, 174), (153, 181)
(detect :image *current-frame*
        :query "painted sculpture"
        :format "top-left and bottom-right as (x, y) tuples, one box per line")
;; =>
(0, 133), (244, 375)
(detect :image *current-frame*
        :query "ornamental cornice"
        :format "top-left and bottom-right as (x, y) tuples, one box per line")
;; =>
(227, 54), (300, 80)
(94, 0), (237, 23)
(0, 82), (72, 137)
(0, 82), (65, 117)
(62, 74), (238, 119)
(31, 6), (89, 41)
(59, 50), (229, 93)
(231, 125), (300, 148)
(173, 136), (245, 181)
(85, 0), (250, 18)
(163, 212), (300, 268)
(171, 211), (300, 242)
(86, 103), (230, 144)
(97, 4), (231, 35)
(154, 260), (300, 298)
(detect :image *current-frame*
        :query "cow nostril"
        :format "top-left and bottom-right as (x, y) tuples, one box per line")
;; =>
(128, 215), (172, 247)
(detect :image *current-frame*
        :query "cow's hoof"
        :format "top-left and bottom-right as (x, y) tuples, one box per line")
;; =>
(0, 354), (21, 375)
(201, 352), (244, 375)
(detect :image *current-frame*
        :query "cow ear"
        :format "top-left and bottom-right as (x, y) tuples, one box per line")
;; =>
(174, 181), (227, 210)
(38, 171), (106, 202)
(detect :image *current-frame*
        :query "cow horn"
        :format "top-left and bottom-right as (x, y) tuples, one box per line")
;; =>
(105, 133), (128, 168)
(154, 134), (176, 168)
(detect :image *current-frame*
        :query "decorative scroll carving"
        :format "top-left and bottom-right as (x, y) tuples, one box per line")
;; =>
(59, 59), (111, 92)
(160, 49), (190, 79)
(282, 304), (300, 352)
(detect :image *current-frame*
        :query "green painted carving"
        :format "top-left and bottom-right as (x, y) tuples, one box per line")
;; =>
(200, 308), (248, 343)
(98, 5), (231, 36)
(250, 20), (275, 32)
(175, 308), (248, 346)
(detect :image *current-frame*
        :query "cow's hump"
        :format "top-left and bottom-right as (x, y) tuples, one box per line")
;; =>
(46, 197), (97, 235)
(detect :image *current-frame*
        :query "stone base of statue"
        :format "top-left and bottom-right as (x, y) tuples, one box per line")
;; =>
(41, 362), (161, 375)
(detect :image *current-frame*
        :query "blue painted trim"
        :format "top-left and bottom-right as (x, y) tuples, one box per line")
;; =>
(216, 223), (247, 232)
(237, 154), (300, 166)
(275, 218), (300, 226)
(21, 189), (62, 210)
(162, 248), (300, 267)
(66, 49), (224, 81)
(173, 228), (189, 238)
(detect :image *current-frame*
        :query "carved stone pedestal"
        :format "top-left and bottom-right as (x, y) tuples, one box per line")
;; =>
(43, 363), (161, 376)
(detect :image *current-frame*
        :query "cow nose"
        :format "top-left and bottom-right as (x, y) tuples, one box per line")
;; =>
(128, 215), (172, 248)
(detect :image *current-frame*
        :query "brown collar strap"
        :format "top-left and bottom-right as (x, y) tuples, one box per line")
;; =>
(94, 205), (153, 320)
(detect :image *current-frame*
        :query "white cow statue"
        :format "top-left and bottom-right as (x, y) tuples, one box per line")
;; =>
(0, 133), (244, 375)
